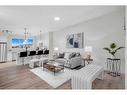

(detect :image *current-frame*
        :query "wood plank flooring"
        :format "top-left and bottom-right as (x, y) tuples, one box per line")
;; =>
(0, 62), (125, 89)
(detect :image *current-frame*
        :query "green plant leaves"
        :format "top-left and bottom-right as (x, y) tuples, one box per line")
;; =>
(114, 47), (124, 53)
(110, 43), (116, 49)
(103, 43), (124, 57)
(103, 47), (111, 53)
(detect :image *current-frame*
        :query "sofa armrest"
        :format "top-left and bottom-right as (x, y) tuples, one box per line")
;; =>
(69, 57), (82, 68)
(53, 55), (59, 59)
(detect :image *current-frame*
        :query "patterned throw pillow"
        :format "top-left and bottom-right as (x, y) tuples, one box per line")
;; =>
(69, 53), (76, 59)
(75, 53), (80, 57)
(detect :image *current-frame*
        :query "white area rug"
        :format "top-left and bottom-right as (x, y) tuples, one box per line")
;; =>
(30, 67), (75, 88)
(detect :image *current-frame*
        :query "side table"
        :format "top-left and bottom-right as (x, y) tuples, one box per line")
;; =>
(106, 58), (121, 77)
(82, 58), (93, 66)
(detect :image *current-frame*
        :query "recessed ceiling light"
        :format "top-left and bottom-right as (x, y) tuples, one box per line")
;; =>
(54, 17), (60, 21)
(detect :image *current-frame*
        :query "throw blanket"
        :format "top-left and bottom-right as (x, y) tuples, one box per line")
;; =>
(71, 64), (104, 89)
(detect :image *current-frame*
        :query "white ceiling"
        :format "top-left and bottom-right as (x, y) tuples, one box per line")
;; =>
(0, 6), (124, 36)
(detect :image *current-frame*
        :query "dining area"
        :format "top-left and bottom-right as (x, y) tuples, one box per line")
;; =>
(16, 49), (49, 67)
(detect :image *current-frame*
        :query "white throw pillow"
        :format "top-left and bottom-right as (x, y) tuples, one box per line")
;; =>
(64, 53), (70, 60)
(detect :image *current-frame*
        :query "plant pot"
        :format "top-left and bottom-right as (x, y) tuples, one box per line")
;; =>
(110, 55), (115, 59)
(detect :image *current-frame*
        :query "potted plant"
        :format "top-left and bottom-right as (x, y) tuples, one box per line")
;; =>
(103, 43), (124, 59)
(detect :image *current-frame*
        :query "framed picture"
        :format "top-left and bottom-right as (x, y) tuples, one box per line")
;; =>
(66, 32), (84, 48)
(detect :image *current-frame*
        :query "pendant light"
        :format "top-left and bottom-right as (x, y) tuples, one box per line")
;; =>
(38, 30), (43, 49)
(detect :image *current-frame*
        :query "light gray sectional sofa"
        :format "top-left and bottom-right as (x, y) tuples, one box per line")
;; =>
(55, 52), (82, 69)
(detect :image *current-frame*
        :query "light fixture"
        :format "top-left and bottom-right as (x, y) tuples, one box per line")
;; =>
(39, 30), (42, 40)
(85, 46), (92, 59)
(24, 28), (29, 51)
(54, 47), (59, 56)
(54, 17), (60, 21)
(24, 28), (28, 39)
(0, 26), (12, 34)
(85, 46), (92, 52)
(54, 47), (58, 51)
(38, 30), (43, 49)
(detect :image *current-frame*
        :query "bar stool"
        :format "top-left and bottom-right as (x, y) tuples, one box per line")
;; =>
(28, 51), (41, 68)
(36, 50), (43, 59)
(43, 50), (49, 57)
(19, 51), (27, 65)
(28, 51), (36, 59)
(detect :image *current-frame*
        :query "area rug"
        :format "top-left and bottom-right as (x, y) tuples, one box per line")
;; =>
(30, 67), (75, 88)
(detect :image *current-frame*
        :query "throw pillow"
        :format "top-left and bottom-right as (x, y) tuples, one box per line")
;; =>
(64, 53), (71, 60)
(58, 53), (64, 58)
(75, 53), (80, 57)
(69, 52), (76, 59)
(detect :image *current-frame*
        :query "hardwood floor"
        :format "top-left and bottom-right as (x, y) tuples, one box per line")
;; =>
(0, 62), (125, 89)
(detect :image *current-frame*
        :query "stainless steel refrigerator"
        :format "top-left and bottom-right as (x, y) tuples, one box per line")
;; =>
(0, 42), (7, 63)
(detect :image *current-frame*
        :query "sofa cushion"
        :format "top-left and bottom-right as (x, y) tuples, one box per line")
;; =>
(58, 53), (64, 58)
(55, 58), (67, 65)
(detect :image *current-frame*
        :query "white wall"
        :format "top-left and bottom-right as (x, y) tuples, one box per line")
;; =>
(36, 32), (49, 49)
(53, 30), (85, 54)
(49, 32), (53, 59)
(53, 9), (125, 73)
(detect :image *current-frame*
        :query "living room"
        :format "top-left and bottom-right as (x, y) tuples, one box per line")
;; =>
(0, 6), (126, 89)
